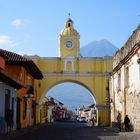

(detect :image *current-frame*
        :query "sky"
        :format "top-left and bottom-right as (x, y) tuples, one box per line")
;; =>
(0, 0), (140, 57)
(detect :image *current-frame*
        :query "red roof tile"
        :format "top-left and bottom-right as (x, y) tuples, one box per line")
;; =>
(0, 49), (43, 79)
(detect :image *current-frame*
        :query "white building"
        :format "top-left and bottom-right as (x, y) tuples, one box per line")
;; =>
(110, 24), (140, 132)
(0, 72), (21, 133)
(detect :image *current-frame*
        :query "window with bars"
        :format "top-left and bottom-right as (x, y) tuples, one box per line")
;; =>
(118, 73), (121, 90)
(125, 66), (129, 87)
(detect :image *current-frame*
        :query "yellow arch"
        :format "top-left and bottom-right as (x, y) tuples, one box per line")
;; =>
(39, 79), (98, 105)
(31, 56), (113, 126)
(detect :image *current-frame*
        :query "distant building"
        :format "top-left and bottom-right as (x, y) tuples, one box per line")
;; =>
(110, 24), (140, 132)
(41, 96), (67, 123)
(75, 104), (98, 125)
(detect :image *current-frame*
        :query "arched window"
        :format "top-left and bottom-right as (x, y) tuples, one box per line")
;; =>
(68, 23), (71, 27)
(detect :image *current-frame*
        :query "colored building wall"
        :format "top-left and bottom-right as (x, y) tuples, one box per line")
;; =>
(0, 56), (5, 70)
(4, 65), (35, 128)
(29, 18), (113, 126)
(31, 56), (113, 126)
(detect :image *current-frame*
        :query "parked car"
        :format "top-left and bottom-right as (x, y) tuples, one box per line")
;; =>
(78, 117), (87, 123)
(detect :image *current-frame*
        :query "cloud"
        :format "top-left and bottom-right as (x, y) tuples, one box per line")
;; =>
(11, 19), (31, 29)
(0, 35), (20, 49)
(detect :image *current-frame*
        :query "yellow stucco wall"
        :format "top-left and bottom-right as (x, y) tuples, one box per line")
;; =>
(59, 36), (80, 57)
(31, 56), (112, 126)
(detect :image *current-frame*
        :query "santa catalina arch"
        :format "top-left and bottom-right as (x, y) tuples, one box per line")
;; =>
(30, 18), (113, 126)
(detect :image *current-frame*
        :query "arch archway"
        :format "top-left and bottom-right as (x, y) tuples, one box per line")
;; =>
(39, 80), (99, 125)
(30, 18), (112, 126)
(39, 79), (98, 106)
(31, 56), (112, 126)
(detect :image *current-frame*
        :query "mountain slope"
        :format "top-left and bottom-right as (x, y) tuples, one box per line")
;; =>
(80, 39), (118, 57)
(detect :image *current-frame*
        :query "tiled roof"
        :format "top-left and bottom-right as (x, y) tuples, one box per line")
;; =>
(0, 49), (28, 61)
(0, 49), (43, 79)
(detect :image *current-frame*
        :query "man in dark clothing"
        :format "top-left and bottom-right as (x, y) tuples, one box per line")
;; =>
(124, 115), (130, 132)
(117, 112), (121, 132)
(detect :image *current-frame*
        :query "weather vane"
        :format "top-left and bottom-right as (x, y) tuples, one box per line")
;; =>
(68, 13), (71, 19)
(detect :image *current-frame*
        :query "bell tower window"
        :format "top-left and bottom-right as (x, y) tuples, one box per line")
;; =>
(68, 23), (71, 27)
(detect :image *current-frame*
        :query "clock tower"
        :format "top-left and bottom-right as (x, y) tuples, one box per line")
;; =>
(59, 18), (80, 58)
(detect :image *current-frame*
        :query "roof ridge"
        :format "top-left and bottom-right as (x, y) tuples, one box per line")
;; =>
(0, 48), (31, 61)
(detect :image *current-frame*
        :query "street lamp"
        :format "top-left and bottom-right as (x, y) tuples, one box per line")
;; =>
(25, 85), (34, 126)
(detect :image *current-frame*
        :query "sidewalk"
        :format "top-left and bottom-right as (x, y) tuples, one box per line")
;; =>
(105, 126), (140, 139)
(0, 123), (47, 140)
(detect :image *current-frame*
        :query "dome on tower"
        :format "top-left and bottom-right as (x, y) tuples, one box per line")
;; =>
(60, 18), (80, 36)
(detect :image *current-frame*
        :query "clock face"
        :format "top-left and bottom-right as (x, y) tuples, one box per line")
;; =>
(66, 41), (72, 48)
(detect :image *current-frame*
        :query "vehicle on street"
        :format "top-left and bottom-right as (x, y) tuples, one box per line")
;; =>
(78, 117), (87, 123)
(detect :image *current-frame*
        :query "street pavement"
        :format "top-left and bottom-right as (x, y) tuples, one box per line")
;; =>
(0, 121), (140, 140)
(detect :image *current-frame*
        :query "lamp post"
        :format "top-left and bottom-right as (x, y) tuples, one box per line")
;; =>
(32, 98), (37, 125)
(26, 85), (34, 126)
(26, 94), (30, 126)
(106, 78), (111, 126)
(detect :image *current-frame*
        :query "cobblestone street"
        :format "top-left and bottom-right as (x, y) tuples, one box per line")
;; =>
(1, 122), (140, 140)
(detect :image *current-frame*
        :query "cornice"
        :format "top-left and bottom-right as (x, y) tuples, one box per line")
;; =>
(112, 43), (140, 74)
(42, 72), (111, 77)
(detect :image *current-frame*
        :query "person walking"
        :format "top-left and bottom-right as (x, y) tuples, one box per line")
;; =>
(91, 116), (95, 126)
(117, 112), (121, 132)
(124, 115), (130, 132)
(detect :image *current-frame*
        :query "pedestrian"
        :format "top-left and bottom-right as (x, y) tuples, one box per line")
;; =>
(124, 115), (130, 132)
(117, 112), (121, 132)
(5, 109), (13, 134)
(91, 116), (95, 126)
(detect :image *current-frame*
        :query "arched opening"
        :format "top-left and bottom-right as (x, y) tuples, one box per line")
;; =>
(68, 23), (71, 27)
(47, 82), (95, 110)
(39, 81), (98, 126)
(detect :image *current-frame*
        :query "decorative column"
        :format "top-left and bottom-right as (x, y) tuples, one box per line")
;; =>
(64, 60), (67, 72)
(71, 61), (75, 72)
(26, 97), (30, 126)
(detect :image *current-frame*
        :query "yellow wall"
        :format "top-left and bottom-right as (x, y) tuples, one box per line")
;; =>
(31, 56), (113, 126)
(59, 36), (80, 57)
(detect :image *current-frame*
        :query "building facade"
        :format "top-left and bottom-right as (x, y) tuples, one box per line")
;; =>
(0, 54), (22, 133)
(110, 24), (140, 132)
(29, 18), (113, 126)
(0, 49), (43, 133)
